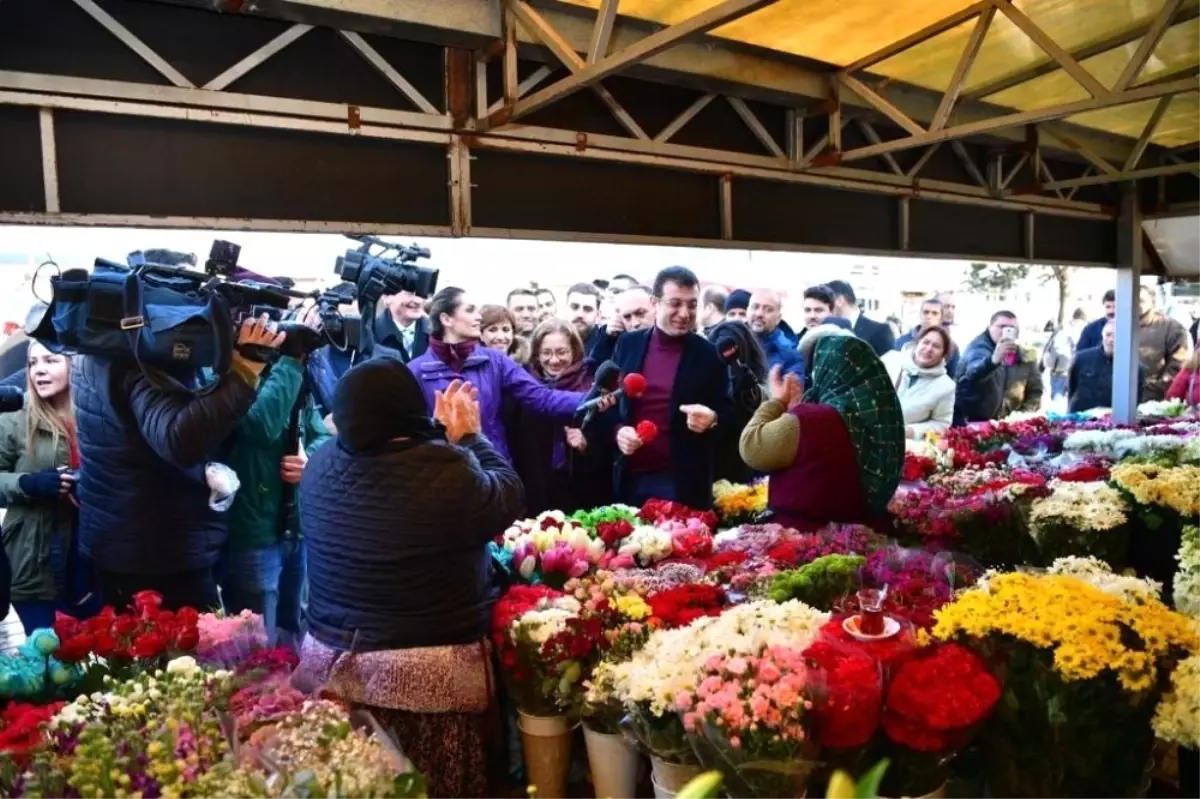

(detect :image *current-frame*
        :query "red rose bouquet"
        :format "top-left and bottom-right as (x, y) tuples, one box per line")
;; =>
(802, 639), (883, 751)
(0, 701), (62, 766)
(901, 452), (938, 483)
(878, 643), (1001, 795)
(52, 592), (200, 682)
(646, 584), (727, 628)
(639, 498), (719, 531)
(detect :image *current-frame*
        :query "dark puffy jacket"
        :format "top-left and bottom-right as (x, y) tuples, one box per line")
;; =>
(953, 330), (1005, 425)
(73, 357), (257, 575)
(1068, 346), (1146, 413)
(1075, 317), (1106, 354)
(757, 327), (804, 379)
(302, 434), (524, 651)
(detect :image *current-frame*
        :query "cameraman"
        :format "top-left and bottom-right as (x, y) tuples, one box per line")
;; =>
(220, 306), (330, 646)
(72, 314), (284, 611)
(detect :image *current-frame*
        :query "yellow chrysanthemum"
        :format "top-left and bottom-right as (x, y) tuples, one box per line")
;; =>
(1111, 464), (1200, 518)
(616, 594), (651, 621)
(712, 480), (768, 521)
(934, 572), (1199, 693)
(1154, 654), (1200, 748)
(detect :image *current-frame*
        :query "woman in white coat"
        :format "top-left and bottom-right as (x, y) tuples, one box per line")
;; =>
(882, 326), (956, 439)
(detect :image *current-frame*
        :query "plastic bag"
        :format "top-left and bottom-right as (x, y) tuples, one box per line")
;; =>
(206, 462), (241, 512)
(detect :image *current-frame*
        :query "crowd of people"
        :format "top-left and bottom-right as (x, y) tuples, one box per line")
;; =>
(0, 249), (1195, 794)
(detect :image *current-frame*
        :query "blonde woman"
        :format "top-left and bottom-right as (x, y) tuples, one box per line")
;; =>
(0, 342), (87, 632)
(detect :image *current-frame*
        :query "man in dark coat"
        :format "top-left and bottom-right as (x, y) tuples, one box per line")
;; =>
(1069, 319), (1146, 413)
(375, 291), (430, 363)
(826, 280), (895, 356)
(598, 266), (733, 510)
(72, 316), (284, 610)
(954, 311), (1020, 425)
(1075, 290), (1115, 354)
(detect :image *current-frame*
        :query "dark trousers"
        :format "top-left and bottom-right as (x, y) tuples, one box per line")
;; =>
(97, 567), (220, 612)
(220, 538), (306, 647)
(619, 470), (676, 506)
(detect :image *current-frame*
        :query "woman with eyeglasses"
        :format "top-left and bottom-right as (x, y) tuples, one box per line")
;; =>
(506, 320), (613, 514)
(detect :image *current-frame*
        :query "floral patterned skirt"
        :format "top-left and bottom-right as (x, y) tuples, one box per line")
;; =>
(365, 705), (490, 798)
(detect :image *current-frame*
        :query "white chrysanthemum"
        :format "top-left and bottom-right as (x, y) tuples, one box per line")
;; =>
(1029, 480), (1129, 534)
(166, 655), (200, 675)
(514, 606), (578, 645)
(618, 525), (674, 565)
(1114, 435), (1192, 459)
(1174, 526), (1200, 617)
(1063, 428), (1137, 454)
(607, 600), (829, 717)
(1047, 556), (1162, 604)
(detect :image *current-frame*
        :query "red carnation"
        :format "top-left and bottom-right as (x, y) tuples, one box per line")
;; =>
(175, 606), (200, 628)
(53, 611), (81, 642)
(646, 584), (726, 628)
(93, 629), (117, 658)
(596, 519), (634, 548)
(130, 630), (168, 660)
(174, 626), (200, 651)
(111, 614), (138, 638)
(56, 632), (95, 663)
(132, 590), (164, 616)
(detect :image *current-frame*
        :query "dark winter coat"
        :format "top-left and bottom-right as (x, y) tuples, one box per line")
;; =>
(598, 327), (733, 510)
(1075, 317), (1106, 354)
(72, 357), (257, 575)
(302, 434), (524, 651)
(505, 361), (612, 516)
(1069, 346), (1146, 413)
(1139, 311), (1190, 401)
(953, 330), (1006, 424)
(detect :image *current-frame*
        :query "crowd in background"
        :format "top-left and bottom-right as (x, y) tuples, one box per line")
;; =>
(0, 249), (1195, 794)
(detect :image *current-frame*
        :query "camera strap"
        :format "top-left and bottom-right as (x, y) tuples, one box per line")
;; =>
(118, 271), (235, 397)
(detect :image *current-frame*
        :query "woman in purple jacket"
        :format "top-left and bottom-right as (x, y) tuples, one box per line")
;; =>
(408, 288), (586, 463)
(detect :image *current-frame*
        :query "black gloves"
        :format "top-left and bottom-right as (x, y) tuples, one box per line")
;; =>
(19, 470), (63, 501)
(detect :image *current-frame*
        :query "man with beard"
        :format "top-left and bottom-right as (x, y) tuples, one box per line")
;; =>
(748, 289), (803, 378)
(565, 282), (604, 354)
(599, 266), (731, 509)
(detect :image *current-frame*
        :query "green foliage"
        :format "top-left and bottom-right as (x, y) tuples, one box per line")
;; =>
(966, 263), (1030, 294)
(768, 554), (865, 610)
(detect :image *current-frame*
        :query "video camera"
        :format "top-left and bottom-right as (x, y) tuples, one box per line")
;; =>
(326, 234), (439, 358)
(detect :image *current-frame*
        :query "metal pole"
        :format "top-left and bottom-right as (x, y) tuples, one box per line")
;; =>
(1112, 187), (1142, 424)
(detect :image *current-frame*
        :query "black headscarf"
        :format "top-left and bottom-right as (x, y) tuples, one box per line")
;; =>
(332, 356), (443, 453)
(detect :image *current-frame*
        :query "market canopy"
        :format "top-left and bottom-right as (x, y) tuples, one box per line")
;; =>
(0, 0), (1196, 268)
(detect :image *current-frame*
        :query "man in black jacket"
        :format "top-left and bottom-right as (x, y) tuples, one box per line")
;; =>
(600, 266), (732, 510)
(954, 311), (1020, 425)
(73, 315), (284, 610)
(1075, 290), (1115, 354)
(826, 280), (895, 356)
(375, 290), (430, 363)
(1069, 319), (1146, 413)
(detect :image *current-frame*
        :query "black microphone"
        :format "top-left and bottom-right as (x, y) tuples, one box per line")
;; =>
(574, 361), (621, 416)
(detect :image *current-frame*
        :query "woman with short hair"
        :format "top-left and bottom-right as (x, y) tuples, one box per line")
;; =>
(478, 304), (529, 364)
(882, 325), (957, 439)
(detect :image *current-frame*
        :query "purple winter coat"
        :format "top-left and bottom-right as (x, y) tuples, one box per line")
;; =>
(408, 346), (586, 463)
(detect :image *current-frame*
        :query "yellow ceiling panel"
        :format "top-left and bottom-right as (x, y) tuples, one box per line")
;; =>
(984, 17), (1199, 108)
(1064, 93), (1199, 146)
(557, 0), (982, 66)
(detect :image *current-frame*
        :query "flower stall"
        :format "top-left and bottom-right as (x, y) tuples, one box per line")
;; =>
(0, 405), (1197, 799)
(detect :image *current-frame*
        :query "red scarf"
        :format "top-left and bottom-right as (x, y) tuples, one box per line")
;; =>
(61, 417), (80, 469)
(429, 336), (478, 374)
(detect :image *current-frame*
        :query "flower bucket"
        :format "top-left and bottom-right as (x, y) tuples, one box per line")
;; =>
(651, 771), (677, 799)
(517, 711), (573, 799)
(583, 726), (639, 799)
(651, 757), (703, 795)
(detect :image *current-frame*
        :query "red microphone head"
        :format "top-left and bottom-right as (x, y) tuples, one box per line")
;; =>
(635, 420), (658, 443)
(623, 373), (648, 398)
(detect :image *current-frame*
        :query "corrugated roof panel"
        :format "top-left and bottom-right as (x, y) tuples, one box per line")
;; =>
(1063, 94), (1199, 146)
(557, 0), (981, 66)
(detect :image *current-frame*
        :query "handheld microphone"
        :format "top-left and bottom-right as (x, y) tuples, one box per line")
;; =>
(575, 364), (648, 426)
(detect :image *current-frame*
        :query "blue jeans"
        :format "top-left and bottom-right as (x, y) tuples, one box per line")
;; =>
(220, 539), (306, 648)
(1051, 373), (1069, 399)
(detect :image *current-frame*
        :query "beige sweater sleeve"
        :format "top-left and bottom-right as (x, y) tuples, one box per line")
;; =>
(739, 399), (801, 473)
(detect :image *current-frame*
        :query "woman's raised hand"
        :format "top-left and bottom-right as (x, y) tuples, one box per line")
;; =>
(436, 380), (482, 443)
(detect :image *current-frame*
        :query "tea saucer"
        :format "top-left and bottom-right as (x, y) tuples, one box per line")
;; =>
(842, 614), (901, 641)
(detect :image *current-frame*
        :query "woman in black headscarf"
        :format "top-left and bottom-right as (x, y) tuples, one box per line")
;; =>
(296, 357), (524, 798)
(708, 319), (768, 483)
